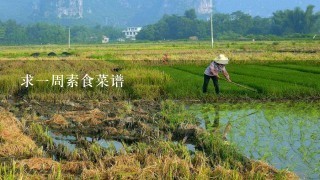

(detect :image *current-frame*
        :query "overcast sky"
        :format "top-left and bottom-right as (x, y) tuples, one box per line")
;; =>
(215, 0), (319, 17)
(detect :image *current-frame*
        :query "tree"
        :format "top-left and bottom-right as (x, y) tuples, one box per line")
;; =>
(3, 20), (27, 44)
(0, 24), (5, 39)
(248, 16), (271, 35)
(26, 23), (66, 44)
(101, 26), (123, 40)
(312, 12), (320, 33)
(185, 9), (197, 20)
(304, 5), (316, 33)
(230, 11), (253, 35)
(271, 5), (319, 35)
(137, 9), (209, 40)
(136, 25), (156, 40)
(69, 26), (91, 43)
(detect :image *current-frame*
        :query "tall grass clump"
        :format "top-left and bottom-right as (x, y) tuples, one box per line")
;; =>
(122, 67), (171, 99)
(160, 100), (197, 129)
(29, 123), (54, 150)
(0, 163), (15, 180)
(198, 133), (248, 170)
(0, 161), (25, 180)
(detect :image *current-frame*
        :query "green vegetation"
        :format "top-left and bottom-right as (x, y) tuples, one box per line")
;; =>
(1, 5), (320, 45)
(159, 62), (320, 100)
(138, 6), (320, 41)
(0, 40), (319, 179)
(0, 40), (319, 61)
(2, 59), (319, 101)
(0, 41), (319, 101)
(0, 20), (122, 45)
(272, 5), (319, 35)
(122, 68), (171, 99)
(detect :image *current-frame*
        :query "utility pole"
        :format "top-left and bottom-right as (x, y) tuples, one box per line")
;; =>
(201, 0), (214, 48)
(211, 12), (214, 48)
(68, 27), (71, 49)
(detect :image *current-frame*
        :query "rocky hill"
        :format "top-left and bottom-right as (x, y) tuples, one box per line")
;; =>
(0, 0), (318, 27)
(0, 0), (213, 26)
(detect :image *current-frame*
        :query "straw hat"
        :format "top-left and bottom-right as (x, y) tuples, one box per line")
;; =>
(214, 54), (229, 64)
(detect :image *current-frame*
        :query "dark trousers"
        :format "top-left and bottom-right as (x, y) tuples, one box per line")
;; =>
(203, 74), (219, 94)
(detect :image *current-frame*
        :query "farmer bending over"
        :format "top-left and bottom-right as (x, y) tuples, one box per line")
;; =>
(203, 54), (231, 95)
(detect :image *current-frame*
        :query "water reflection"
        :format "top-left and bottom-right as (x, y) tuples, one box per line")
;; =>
(191, 102), (320, 179)
(48, 131), (123, 152)
(200, 104), (220, 131)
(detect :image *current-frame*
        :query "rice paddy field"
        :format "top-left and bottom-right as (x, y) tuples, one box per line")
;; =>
(0, 40), (319, 179)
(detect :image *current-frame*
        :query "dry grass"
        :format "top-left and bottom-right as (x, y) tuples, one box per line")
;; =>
(62, 161), (94, 174)
(212, 165), (242, 180)
(0, 107), (40, 158)
(2, 41), (319, 62)
(102, 154), (194, 179)
(246, 161), (299, 180)
(46, 114), (69, 128)
(81, 169), (104, 179)
(18, 158), (59, 172)
(0, 60), (120, 101)
(17, 158), (95, 179)
(63, 108), (105, 126)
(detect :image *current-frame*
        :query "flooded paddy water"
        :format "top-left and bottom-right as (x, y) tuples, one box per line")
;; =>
(190, 102), (320, 179)
(1, 98), (318, 179)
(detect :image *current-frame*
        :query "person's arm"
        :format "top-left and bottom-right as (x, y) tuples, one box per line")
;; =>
(210, 63), (220, 77)
(222, 68), (231, 82)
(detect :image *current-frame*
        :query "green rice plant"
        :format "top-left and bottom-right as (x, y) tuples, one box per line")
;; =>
(160, 100), (197, 129)
(168, 65), (253, 97)
(198, 133), (248, 171)
(272, 42), (280, 46)
(118, 101), (133, 118)
(153, 66), (205, 99)
(0, 163), (16, 180)
(0, 161), (24, 180)
(156, 65), (254, 99)
(227, 64), (320, 90)
(104, 142), (118, 157)
(172, 142), (192, 162)
(132, 84), (161, 100)
(87, 53), (116, 60)
(1, 42), (320, 101)
(269, 64), (320, 74)
(29, 123), (54, 150)
(49, 164), (62, 180)
(88, 143), (106, 162)
(169, 64), (320, 99)
(193, 102), (319, 179)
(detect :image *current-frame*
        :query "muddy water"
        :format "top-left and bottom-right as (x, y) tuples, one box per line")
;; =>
(48, 131), (123, 152)
(191, 102), (320, 179)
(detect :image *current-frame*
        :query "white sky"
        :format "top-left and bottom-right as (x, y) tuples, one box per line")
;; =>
(215, 0), (319, 17)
